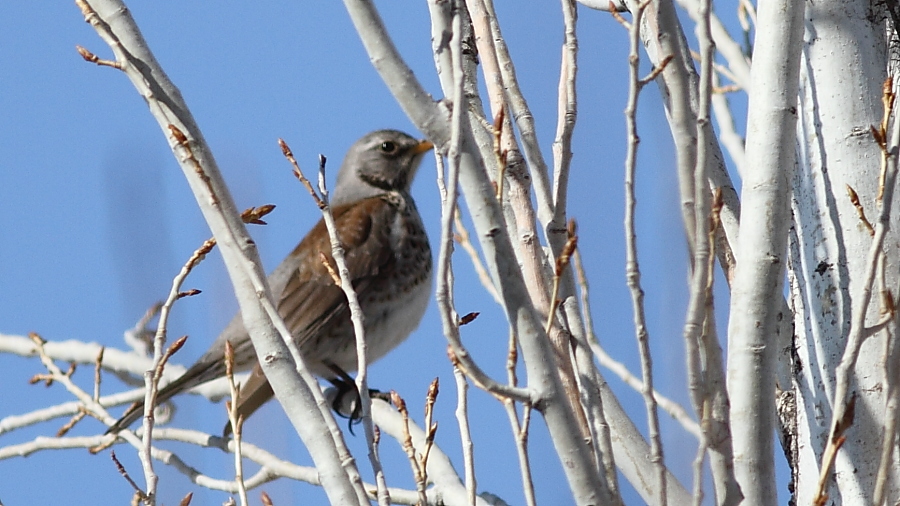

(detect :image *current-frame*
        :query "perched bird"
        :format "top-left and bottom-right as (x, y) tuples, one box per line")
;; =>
(108, 129), (434, 434)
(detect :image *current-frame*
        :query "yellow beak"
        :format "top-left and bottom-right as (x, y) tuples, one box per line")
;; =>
(411, 139), (434, 155)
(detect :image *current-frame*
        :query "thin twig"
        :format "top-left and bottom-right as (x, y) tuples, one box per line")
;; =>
(623, 2), (667, 503)
(639, 56), (674, 86)
(544, 221), (578, 335)
(501, 321), (537, 505)
(224, 341), (249, 506)
(111, 450), (149, 501)
(501, 398), (536, 506)
(56, 408), (88, 438)
(517, 405), (536, 506)
(676, 3), (750, 89)
(432, 89), (479, 501)
(75, 44), (122, 68)
(392, 392), (429, 505)
(877, 77), (896, 202)
(454, 368), (477, 505)
(846, 184), (875, 236)
(282, 142), (388, 505)
(136, 237), (214, 502)
(471, 0), (594, 448)
(688, 51), (742, 87)
(690, 0), (742, 495)
(279, 140), (325, 210)
(552, 0), (579, 228)
(55, 346), (106, 437)
(466, 0), (554, 223)
(688, 0), (715, 501)
(94, 347), (105, 402)
(420, 379), (440, 486)
(608, 6), (631, 29)
(492, 110), (509, 203)
(691, 401), (710, 506)
(709, 70), (747, 180)
(813, 396), (855, 505)
(815, 75), (900, 503)
(574, 258), (702, 440)
(571, 253), (671, 505)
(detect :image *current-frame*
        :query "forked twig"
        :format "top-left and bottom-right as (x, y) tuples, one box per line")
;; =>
(392, 391), (429, 505)
(111, 450), (149, 502)
(224, 341), (248, 506)
(281, 139), (387, 504)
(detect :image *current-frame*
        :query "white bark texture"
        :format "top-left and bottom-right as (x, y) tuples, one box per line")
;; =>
(725, 0), (804, 502)
(789, 1), (899, 502)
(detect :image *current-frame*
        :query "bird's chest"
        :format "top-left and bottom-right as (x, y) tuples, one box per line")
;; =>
(358, 201), (433, 360)
(365, 200), (432, 303)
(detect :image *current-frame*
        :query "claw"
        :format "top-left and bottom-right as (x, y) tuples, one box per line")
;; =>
(324, 363), (387, 435)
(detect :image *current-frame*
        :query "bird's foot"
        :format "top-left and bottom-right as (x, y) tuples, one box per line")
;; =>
(325, 366), (389, 435)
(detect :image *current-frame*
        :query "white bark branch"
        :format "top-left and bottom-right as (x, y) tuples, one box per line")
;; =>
(725, 0), (804, 501)
(341, 1), (610, 502)
(76, 1), (366, 502)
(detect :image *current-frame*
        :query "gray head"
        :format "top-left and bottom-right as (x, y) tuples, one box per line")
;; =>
(332, 129), (433, 206)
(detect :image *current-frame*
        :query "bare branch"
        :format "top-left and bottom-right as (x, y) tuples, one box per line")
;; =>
(76, 1), (366, 502)
(453, 367), (477, 505)
(284, 144), (384, 506)
(224, 342), (249, 506)
(623, 2), (667, 502)
(726, 0), (805, 498)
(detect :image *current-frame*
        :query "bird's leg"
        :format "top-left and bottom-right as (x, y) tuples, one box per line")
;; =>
(325, 365), (363, 434)
(325, 363), (390, 434)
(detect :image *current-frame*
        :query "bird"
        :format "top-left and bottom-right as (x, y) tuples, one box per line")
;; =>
(107, 129), (434, 434)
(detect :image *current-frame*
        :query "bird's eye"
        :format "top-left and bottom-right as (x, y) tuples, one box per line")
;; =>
(380, 141), (398, 154)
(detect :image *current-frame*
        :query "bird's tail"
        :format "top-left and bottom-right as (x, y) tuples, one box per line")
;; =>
(105, 356), (226, 434)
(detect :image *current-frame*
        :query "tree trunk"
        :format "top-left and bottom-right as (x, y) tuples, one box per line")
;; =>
(789, 2), (899, 502)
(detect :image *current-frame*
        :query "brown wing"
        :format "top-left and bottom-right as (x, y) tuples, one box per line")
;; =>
(231, 197), (398, 426)
(276, 197), (396, 349)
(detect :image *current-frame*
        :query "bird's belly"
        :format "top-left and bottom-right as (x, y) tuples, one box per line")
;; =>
(312, 274), (432, 376)
(363, 277), (432, 364)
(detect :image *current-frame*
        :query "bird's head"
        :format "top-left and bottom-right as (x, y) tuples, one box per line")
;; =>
(332, 129), (433, 206)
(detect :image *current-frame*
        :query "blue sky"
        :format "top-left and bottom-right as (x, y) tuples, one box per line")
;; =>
(0, 2), (714, 504)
